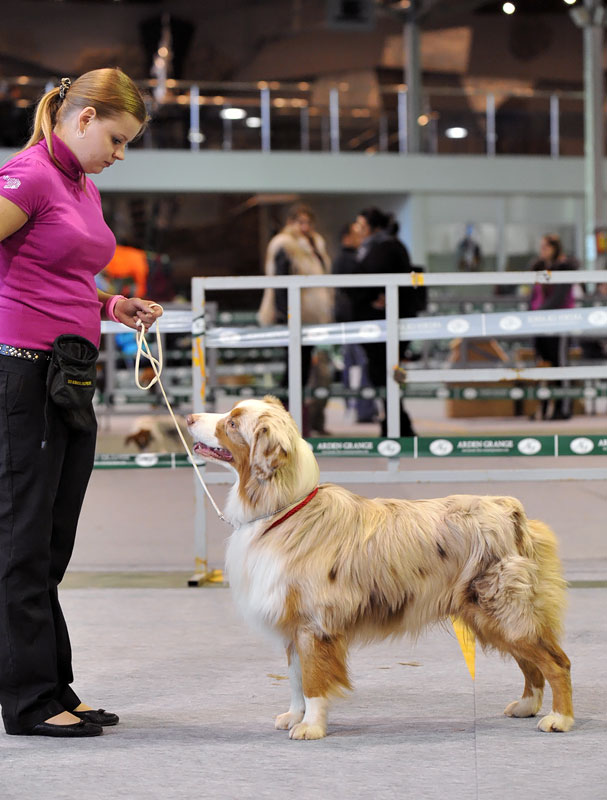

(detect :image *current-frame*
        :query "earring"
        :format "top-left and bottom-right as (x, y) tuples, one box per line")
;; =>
(77, 129), (85, 139)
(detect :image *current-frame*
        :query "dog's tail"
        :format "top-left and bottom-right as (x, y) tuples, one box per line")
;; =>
(527, 518), (568, 638)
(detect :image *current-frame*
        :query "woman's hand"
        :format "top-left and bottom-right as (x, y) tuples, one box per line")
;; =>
(114, 297), (163, 331)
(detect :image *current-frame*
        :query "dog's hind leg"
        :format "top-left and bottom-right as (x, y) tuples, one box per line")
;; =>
(288, 629), (351, 741)
(514, 638), (574, 732)
(275, 643), (305, 731)
(504, 657), (545, 718)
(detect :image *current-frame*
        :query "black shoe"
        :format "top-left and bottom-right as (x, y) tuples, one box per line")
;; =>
(25, 720), (102, 737)
(73, 708), (119, 726)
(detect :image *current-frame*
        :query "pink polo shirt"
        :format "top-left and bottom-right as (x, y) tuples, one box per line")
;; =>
(0, 133), (116, 349)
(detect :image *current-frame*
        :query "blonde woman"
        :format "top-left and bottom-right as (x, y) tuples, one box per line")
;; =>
(258, 204), (333, 434)
(0, 69), (162, 737)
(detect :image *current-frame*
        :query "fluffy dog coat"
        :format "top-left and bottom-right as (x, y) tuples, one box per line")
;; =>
(187, 397), (573, 739)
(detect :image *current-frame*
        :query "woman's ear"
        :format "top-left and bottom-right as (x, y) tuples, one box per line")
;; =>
(250, 418), (288, 480)
(77, 106), (97, 134)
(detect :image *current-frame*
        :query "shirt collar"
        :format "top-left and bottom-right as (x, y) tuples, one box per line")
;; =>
(40, 133), (84, 182)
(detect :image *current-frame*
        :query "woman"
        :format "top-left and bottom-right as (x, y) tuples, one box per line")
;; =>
(0, 69), (162, 737)
(257, 204), (333, 434)
(529, 233), (578, 420)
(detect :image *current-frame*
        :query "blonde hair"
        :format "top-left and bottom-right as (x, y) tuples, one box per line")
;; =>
(21, 68), (148, 170)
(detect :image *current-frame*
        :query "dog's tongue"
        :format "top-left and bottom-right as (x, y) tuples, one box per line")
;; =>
(193, 442), (233, 461)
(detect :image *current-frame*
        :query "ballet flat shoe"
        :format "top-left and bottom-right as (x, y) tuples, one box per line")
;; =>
(26, 720), (102, 737)
(73, 708), (119, 726)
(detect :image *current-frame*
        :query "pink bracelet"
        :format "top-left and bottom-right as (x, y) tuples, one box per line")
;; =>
(106, 294), (126, 323)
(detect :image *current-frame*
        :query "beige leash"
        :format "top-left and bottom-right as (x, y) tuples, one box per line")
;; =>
(133, 305), (230, 524)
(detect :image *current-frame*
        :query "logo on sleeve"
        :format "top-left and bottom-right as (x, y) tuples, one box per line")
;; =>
(2, 175), (21, 190)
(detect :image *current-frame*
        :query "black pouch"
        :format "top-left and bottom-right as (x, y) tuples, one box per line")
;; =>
(46, 334), (99, 431)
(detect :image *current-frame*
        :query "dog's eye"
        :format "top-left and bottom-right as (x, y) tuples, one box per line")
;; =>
(227, 418), (236, 428)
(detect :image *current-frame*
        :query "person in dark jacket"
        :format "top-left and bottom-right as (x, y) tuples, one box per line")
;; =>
(529, 233), (578, 420)
(352, 207), (417, 437)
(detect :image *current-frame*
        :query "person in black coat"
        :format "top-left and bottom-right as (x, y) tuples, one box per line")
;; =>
(352, 207), (417, 437)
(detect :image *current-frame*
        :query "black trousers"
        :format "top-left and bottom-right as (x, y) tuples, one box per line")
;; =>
(363, 342), (416, 438)
(0, 355), (96, 733)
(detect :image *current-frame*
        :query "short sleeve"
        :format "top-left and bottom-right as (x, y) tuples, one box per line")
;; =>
(0, 155), (52, 218)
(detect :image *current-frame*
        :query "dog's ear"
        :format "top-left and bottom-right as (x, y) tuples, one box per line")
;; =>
(250, 416), (289, 480)
(262, 394), (286, 410)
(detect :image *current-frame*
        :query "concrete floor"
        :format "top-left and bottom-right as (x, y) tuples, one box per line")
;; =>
(1, 398), (605, 799)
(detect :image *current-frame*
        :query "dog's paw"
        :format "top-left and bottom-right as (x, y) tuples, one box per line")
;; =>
(275, 711), (304, 730)
(288, 722), (326, 740)
(537, 712), (574, 732)
(504, 696), (541, 718)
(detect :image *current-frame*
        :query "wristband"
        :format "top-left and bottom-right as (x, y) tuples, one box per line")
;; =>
(106, 294), (126, 323)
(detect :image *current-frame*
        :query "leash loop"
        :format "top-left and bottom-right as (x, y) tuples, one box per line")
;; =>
(133, 305), (231, 525)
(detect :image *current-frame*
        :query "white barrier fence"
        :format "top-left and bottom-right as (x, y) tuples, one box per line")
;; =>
(183, 270), (607, 582)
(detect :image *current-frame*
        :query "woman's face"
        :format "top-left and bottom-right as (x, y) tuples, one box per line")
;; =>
(539, 237), (557, 262)
(294, 213), (313, 236)
(355, 215), (372, 240)
(60, 108), (142, 174)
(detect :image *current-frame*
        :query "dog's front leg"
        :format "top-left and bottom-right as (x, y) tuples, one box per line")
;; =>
(288, 630), (350, 741)
(275, 642), (305, 731)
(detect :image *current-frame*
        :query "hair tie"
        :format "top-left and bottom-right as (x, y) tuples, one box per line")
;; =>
(58, 77), (71, 100)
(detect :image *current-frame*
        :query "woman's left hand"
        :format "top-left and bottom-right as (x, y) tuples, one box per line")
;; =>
(114, 297), (163, 331)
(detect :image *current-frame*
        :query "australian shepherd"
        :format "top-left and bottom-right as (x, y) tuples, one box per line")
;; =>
(186, 397), (573, 739)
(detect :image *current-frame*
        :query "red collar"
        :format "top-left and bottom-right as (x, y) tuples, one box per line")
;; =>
(262, 487), (319, 535)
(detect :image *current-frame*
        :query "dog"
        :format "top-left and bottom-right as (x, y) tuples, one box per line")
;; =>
(186, 396), (573, 739)
(124, 415), (189, 453)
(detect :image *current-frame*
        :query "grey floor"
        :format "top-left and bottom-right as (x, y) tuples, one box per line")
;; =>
(1, 399), (606, 799)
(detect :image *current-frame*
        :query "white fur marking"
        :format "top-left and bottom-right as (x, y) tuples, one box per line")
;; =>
(537, 712), (574, 732)
(289, 696), (328, 740)
(504, 687), (543, 718)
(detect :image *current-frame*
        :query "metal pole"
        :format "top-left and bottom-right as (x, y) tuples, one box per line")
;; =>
(403, 8), (421, 153)
(385, 283), (400, 437)
(189, 85), (200, 151)
(329, 87), (340, 153)
(260, 87), (271, 152)
(379, 112), (388, 152)
(287, 284), (303, 433)
(397, 89), (408, 153)
(300, 106), (310, 151)
(222, 106), (232, 151)
(190, 277), (208, 584)
(582, 3), (604, 269)
(550, 93), (560, 158)
(486, 92), (496, 156)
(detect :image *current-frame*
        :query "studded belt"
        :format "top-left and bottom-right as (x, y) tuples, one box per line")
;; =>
(0, 343), (52, 363)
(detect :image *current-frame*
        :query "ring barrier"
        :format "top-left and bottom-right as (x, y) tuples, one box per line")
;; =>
(182, 270), (607, 582)
(96, 270), (607, 583)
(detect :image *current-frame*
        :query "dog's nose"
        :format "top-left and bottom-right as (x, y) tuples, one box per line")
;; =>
(186, 414), (196, 427)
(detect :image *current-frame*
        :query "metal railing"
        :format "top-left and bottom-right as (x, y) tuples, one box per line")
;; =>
(0, 75), (586, 156)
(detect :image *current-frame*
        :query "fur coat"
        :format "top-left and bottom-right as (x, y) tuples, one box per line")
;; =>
(257, 225), (334, 326)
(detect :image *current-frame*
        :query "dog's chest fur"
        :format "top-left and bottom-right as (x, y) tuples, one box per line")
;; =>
(225, 522), (288, 637)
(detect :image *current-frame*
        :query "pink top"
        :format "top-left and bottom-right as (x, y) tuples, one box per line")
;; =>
(0, 133), (116, 349)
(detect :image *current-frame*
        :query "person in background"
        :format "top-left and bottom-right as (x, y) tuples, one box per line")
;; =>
(257, 203), (333, 435)
(352, 207), (417, 437)
(456, 223), (483, 271)
(332, 221), (376, 424)
(0, 68), (162, 738)
(529, 233), (578, 420)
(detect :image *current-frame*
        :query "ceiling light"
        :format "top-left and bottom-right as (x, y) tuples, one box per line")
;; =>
(563, 0), (576, 5)
(220, 108), (246, 120)
(503, 2), (515, 13)
(445, 127), (468, 139)
(246, 117), (262, 128)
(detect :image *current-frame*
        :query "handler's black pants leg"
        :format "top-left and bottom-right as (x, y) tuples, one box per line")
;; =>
(0, 357), (96, 734)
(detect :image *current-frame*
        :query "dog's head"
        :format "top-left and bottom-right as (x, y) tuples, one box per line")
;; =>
(187, 396), (302, 480)
(125, 428), (155, 451)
